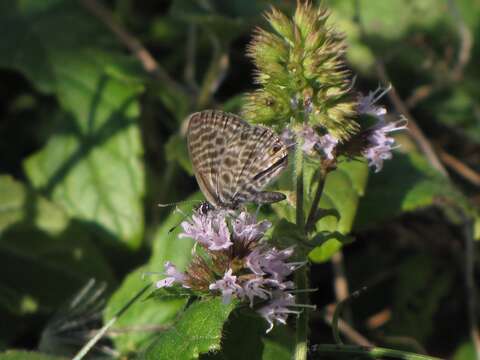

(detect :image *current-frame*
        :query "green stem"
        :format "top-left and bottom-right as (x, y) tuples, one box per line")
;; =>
(294, 136), (309, 360)
(305, 167), (327, 232)
(313, 344), (443, 360)
(72, 284), (151, 360)
(295, 135), (305, 231)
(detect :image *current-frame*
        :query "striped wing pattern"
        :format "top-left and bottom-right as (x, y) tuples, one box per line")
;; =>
(186, 110), (288, 209)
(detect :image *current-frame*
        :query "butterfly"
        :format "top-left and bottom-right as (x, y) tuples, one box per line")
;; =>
(187, 110), (288, 212)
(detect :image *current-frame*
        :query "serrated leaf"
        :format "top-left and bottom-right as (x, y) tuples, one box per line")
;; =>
(203, 309), (294, 360)
(104, 194), (200, 353)
(354, 152), (469, 230)
(141, 298), (237, 360)
(0, 351), (66, 360)
(0, 176), (114, 317)
(0, 0), (145, 248)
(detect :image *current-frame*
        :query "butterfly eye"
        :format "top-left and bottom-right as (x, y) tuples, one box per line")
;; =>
(271, 144), (281, 154)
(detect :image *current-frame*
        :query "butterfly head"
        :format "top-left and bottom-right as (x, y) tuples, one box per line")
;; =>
(195, 201), (215, 215)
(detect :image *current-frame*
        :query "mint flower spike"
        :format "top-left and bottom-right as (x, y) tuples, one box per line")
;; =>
(156, 207), (308, 331)
(243, 1), (359, 141)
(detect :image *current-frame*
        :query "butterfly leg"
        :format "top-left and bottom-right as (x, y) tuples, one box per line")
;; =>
(253, 191), (286, 204)
(255, 204), (262, 217)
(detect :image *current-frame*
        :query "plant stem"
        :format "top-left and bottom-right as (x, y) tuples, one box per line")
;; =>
(295, 136), (305, 231)
(72, 284), (151, 360)
(305, 166), (328, 232)
(313, 344), (443, 360)
(294, 136), (309, 360)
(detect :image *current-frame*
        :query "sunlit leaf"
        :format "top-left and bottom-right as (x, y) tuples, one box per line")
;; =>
(355, 151), (469, 230)
(204, 309), (294, 360)
(142, 298), (236, 360)
(0, 0), (145, 248)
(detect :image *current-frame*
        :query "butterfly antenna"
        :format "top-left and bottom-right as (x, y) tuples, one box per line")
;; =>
(168, 206), (190, 233)
(157, 200), (202, 208)
(285, 142), (297, 151)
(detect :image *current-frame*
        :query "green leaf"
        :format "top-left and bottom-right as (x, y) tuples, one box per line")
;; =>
(329, 0), (446, 40)
(142, 298), (237, 360)
(314, 159), (369, 234)
(0, 351), (66, 360)
(148, 286), (195, 301)
(453, 341), (477, 360)
(166, 134), (194, 175)
(203, 309), (294, 360)
(354, 152), (469, 230)
(0, 176), (114, 317)
(104, 194), (200, 353)
(0, 0), (145, 248)
(306, 159), (368, 263)
(273, 157), (368, 262)
(387, 253), (452, 342)
(0, 175), (68, 235)
(425, 86), (480, 144)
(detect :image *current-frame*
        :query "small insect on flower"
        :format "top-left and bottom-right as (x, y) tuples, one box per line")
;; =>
(155, 209), (307, 333)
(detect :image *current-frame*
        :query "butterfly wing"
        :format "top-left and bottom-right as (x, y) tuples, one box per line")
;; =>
(186, 110), (249, 207)
(218, 124), (288, 207)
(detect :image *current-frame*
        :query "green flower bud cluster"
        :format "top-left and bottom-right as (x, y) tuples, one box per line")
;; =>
(242, 1), (358, 141)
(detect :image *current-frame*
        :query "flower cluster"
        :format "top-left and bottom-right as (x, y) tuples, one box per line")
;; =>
(243, 2), (407, 173)
(242, 1), (358, 141)
(156, 208), (306, 332)
(356, 87), (408, 172)
(279, 86), (407, 172)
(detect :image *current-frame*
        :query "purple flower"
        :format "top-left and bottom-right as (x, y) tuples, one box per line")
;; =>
(209, 269), (243, 304)
(245, 247), (266, 275)
(316, 133), (338, 160)
(156, 261), (186, 288)
(246, 246), (303, 282)
(242, 277), (271, 307)
(299, 125), (320, 154)
(262, 247), (301, 281)
(362, 119), (408, 173)
(233, 212), (271, 247)
(358, 86), (390, 119)
(299, 126), (338, 159)
(257, 291), (300, 333)
(179, 210), (233, 251)
(280, 128), (296, 148)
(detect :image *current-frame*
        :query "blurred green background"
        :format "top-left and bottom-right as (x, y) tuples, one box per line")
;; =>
(0, 0), (479, 359)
